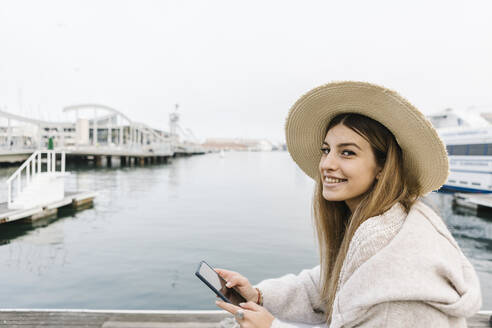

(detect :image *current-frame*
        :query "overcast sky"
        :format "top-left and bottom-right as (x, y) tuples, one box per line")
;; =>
(1, 0), (491, 142)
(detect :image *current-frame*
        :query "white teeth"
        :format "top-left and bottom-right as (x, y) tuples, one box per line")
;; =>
(324, 177), (346, 183)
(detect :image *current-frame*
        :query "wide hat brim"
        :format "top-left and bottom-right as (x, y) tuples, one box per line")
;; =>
(285, 81), (449, 195)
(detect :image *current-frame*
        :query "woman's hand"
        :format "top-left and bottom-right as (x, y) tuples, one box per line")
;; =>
(214, 268), (259, 302)
(216, 300), (275, 328)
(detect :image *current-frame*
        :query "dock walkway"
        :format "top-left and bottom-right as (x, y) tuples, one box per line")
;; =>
(0, 150), (32, 164)
(0, 191), (96, 224)
(454, 192), (492, 210)
(0, 310), (490, 327)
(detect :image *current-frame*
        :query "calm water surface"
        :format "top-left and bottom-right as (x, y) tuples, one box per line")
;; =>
(0, 152), (490, 310)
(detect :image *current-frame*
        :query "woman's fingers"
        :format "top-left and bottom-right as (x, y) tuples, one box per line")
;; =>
(215, 268), (234, 275)
(215, 268), (246, 288)
(215, 268), (236, 280)
(214, 268), (235, 287)
(239, 301), (262, 311)
(215, 300), (242, 314)
(214, 268), (225, 275)
(216, 300), (262, 314)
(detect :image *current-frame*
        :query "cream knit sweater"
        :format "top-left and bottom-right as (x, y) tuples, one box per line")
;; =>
(255, 200), (482, 328)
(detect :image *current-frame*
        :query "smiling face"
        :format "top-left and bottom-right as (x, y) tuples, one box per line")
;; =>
(319, 124), (382, 213)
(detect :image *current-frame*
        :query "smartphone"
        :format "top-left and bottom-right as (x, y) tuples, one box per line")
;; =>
(195, 260), (247, 306)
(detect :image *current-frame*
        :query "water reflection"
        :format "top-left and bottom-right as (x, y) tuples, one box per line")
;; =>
(0, 205), (92, 245)
(0, 216), (68, 276)
(452, 203), (492, 221)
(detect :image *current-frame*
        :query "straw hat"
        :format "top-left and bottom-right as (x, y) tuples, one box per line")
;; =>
(285, 81), (449, 195)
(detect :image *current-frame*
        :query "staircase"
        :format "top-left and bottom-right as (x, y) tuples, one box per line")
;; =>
(6, 150), (68, 210)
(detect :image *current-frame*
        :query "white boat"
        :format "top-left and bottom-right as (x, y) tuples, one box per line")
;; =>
(427, 108), (492, 193)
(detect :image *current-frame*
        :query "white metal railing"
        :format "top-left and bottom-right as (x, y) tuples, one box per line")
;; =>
(6, 150), (66, 208)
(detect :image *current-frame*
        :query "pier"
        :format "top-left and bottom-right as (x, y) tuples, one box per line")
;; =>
(0, 191), (96, 224)
(0, 103), (205, 225)
(0, 104), (205, 166)
(454, 193), (492, 210)
(0, 150), (96, 224)
(0, 310), (489, 327)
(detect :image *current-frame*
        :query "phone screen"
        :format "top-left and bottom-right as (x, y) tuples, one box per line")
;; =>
(197, 261), (247, 305)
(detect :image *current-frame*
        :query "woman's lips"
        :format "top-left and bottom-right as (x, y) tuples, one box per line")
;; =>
(323, 177), (348, 187)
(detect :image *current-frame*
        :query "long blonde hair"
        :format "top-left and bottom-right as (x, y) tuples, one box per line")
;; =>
(313, 113), (421, 321)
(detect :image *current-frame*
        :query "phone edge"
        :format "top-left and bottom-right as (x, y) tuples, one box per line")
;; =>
(195, 261), (231, 304)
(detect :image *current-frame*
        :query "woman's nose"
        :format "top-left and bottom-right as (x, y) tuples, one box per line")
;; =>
(320, 153), (338, 171)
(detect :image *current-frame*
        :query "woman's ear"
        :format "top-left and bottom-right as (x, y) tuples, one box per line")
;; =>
(376, 170), (382, 180)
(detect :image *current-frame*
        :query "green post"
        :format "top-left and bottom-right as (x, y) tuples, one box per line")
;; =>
(48, 137), (54, 150)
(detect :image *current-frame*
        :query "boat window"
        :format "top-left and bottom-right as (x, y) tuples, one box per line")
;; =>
(446, 143), (491, 156)
(469, 144), (486, 155)
(452, 145), (468, 155)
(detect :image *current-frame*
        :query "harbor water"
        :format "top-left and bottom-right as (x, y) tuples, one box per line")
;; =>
(0, 152), (491, 310)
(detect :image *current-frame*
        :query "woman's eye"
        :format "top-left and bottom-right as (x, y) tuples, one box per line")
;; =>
(341, 150), (355, 156)
(320, 148), (330, 155)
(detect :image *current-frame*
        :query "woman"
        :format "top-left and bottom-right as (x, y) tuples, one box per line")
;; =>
(215, 81), (482, 327)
